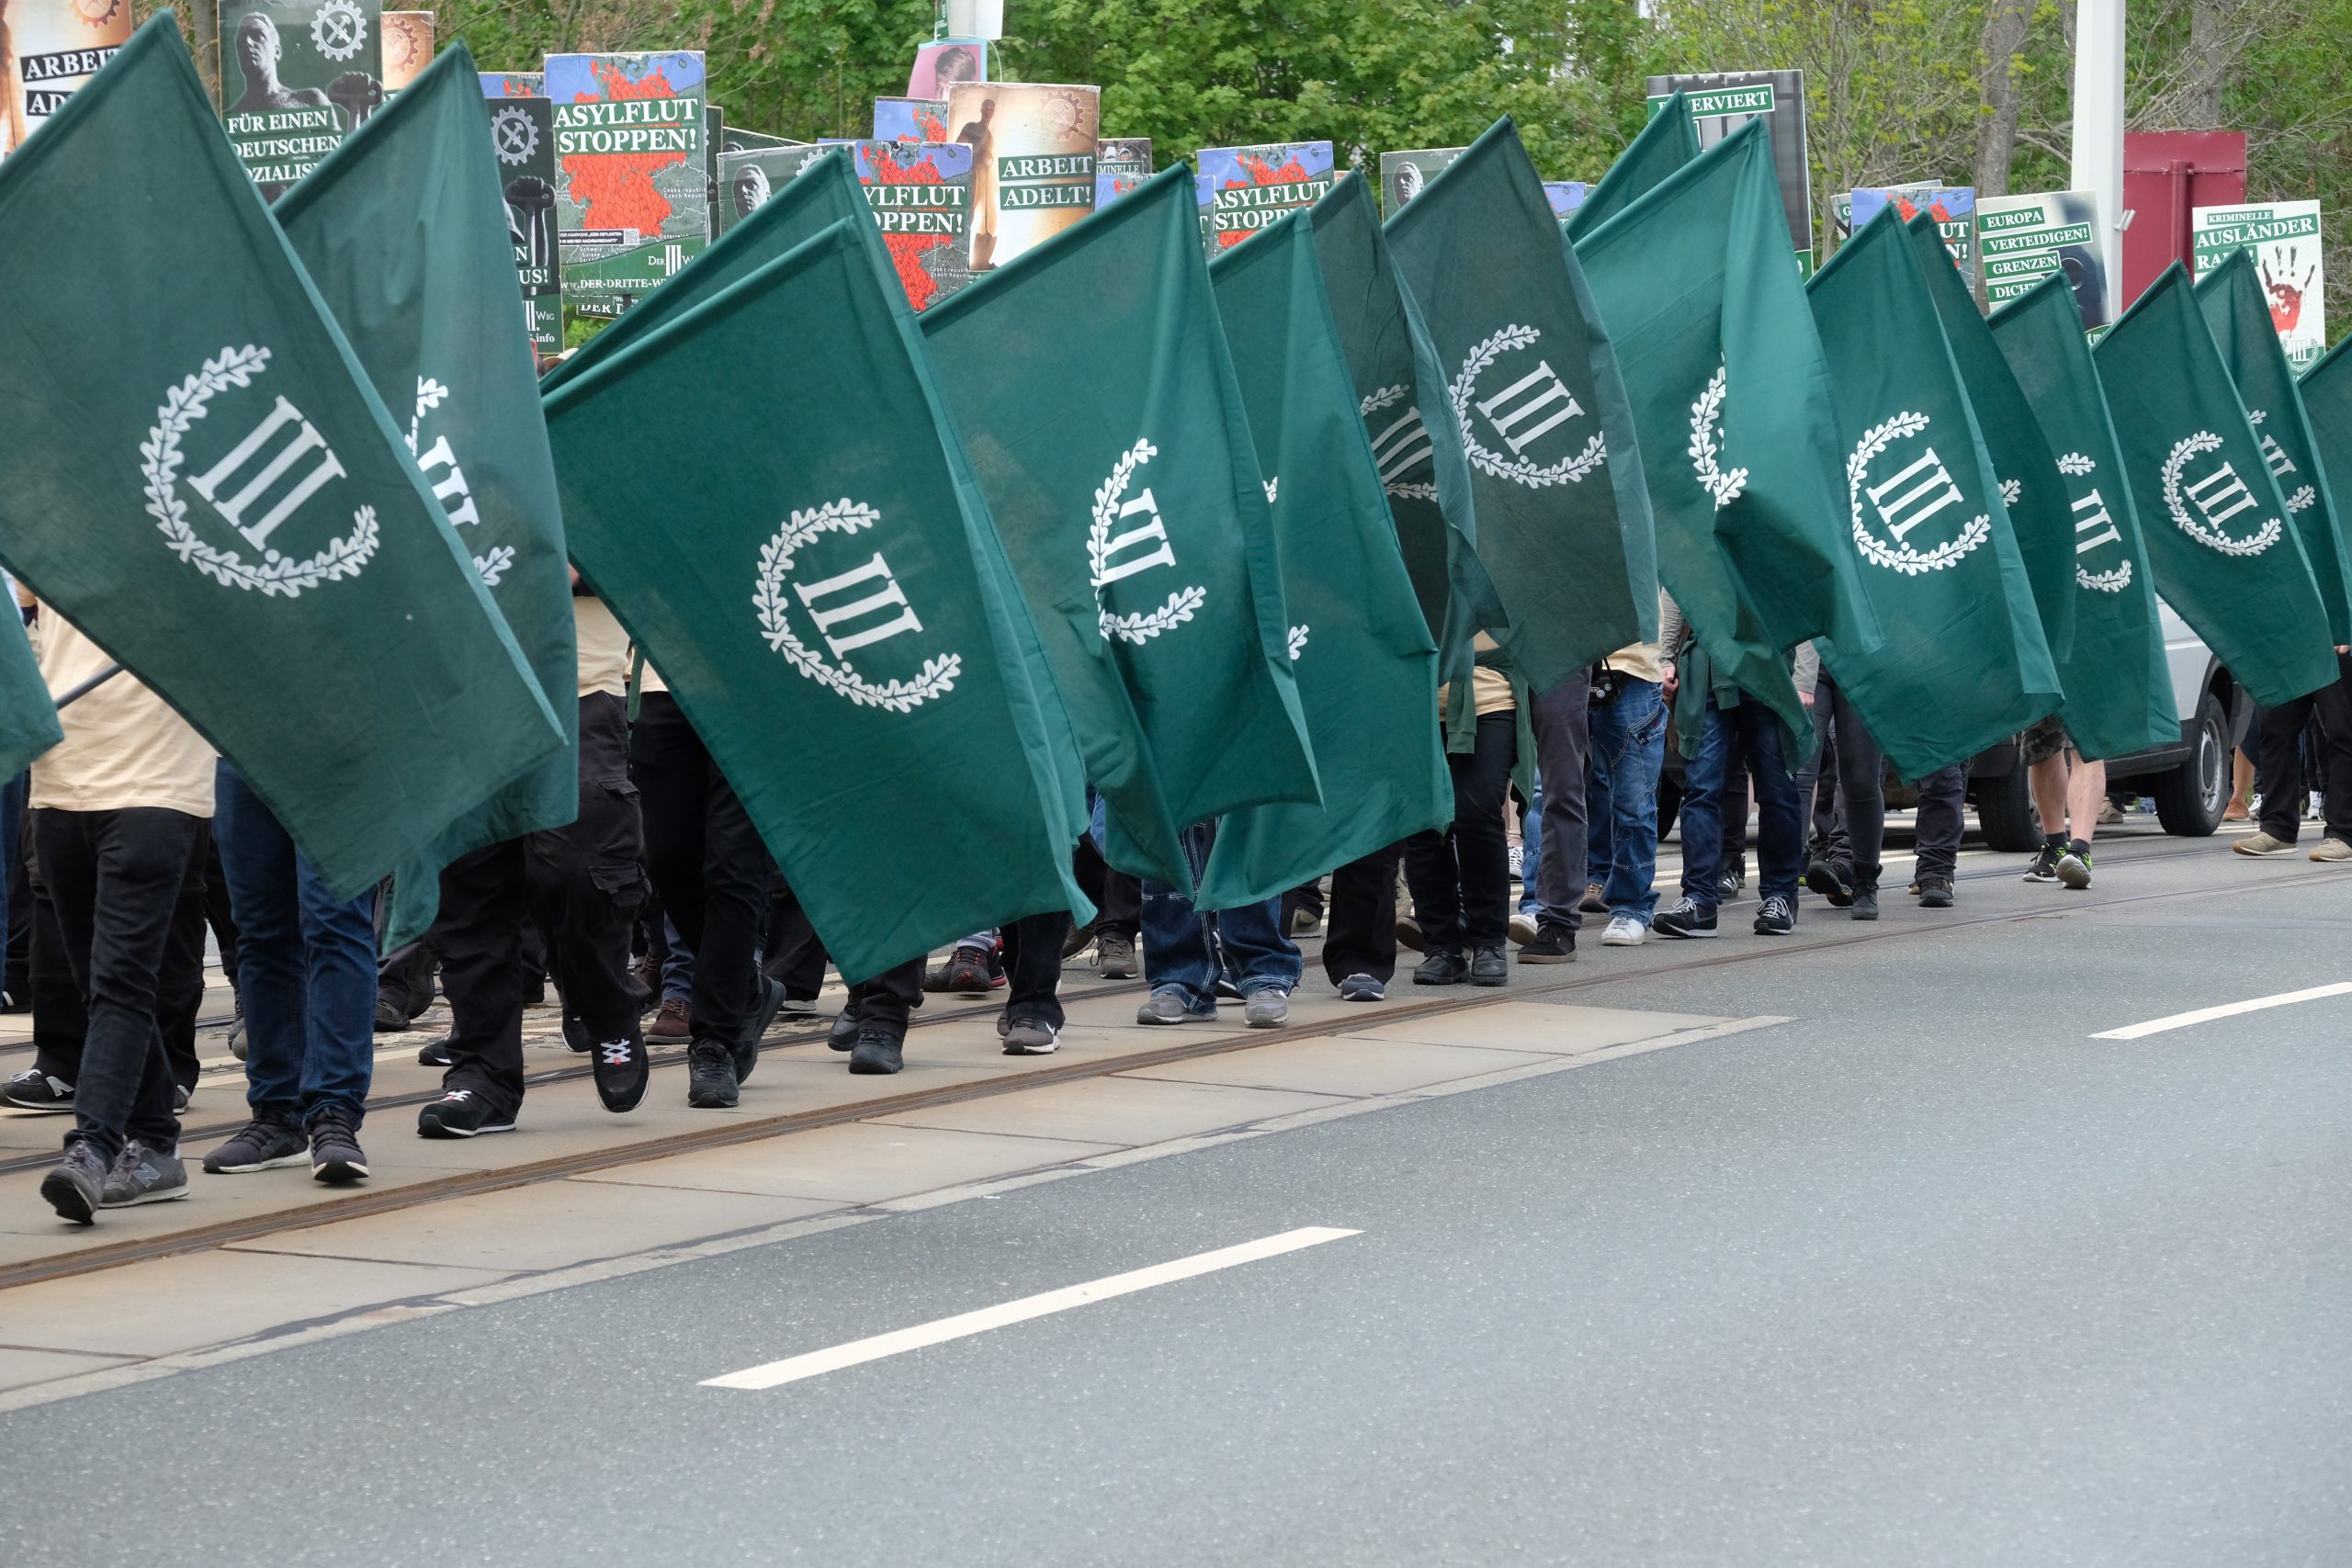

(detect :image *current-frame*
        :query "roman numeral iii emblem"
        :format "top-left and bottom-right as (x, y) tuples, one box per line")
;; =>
(1451, 325), (1606, 488)
(1367, 406), (1432, 486)
(2070, 489), (2122, 555)
(187, 394), (347, 555)
(2256, 433), (2297, 479)
(2159, 430), (2280, 558)
(2181, 461), (2258, 531)
(1863, 446), (1962, 544)
(1844, 411), (1990, 573)
(1476, 359), (1581, 457)
(1093, 487), (1179, 586)
(1089, 438), (1207, 645)
(755, 500), (959, 713)
(792, 552), (923, 659)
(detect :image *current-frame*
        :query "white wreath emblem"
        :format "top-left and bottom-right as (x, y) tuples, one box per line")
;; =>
(2076, 560), (2132, 593)
(1845, 411), (1989, 575)
(1287, 625), (1308, 661)
(1362, 383), (1439, 502)
(2159, 431), (2280, 557)
(2247, 409), (2267, 425)
(2287, 483), (2317, 513)
(407, 376), (449, 457)
(2055, 451), (2097, 477)
(311, 0), (366, 62)
(140, 345), (379, 597)
(1688, 362), (1747, 510)
(1450, 324), (1606, 488)
(491, 106), (539, 167)
(752, 499), (959, 712)
(1088, 440), (1207, 645)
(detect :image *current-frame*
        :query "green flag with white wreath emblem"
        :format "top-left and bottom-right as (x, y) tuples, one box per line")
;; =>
(1905, 211), (2077, 665)
(0, 612), (62, 779)
(2096, 263), (2335, 706)
(1988, 274), (2176, 760)
(2196, 250), (2352, 646)
(2298, 333), (2352, 602)
(1386, 118), (1658, 690)
(544, 220), (1089, 979)
(0, 18), (563, 898)
(1562, 89), (1697, 243)
(1807, 208), (2058, 777)
(276, 43), (579, 943)
(1197, 209), (1449, 908)
(1576, 118), (1880, 761)
(922, 165), (1319, 886)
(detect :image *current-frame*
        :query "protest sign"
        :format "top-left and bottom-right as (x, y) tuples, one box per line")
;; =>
(946, 80), (1095, 272)
(0, 0), (133, 157)
(485, 94), (560, 354)
(1853, 185), (1973, 286)
(380, 9), (429, 94)
(1379, 147), (1460, 215)
(1976, 189), (2110, 329)
(219, 0), (383, 197)
(547, 50), (707, 321)
(715, 141), (830, 232)
(478, 70), (538, 96)
(2192, 199), (2326, 370)
(1096, 134), (1149, 207)
(874, 96), (947, 141)
(908, 38), (984, 98)
(1645, 69), (1813, 271)
(1544, 181), (1587, 220)
(1196, 140), (1334, 254)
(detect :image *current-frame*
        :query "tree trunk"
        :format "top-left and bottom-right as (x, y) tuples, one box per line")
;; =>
(1973, 0), (2032, 198)
(2180, 0), (2251, 128)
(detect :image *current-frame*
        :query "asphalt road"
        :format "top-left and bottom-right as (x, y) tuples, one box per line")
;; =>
(5, 832), (2348, 1567)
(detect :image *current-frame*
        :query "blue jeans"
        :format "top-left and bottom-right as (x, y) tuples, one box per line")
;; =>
(1140, 825), (1301, 1004)
(1518, 777), (1544, 918)
(212, 762), (377, 1127)
(1679, 695), (1803, 911)
(660, 913), (694, 1005)
(1586, 679), (1666, 921)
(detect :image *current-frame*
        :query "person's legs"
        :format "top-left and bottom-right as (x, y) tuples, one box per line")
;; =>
(2311, 660), (2352, 845)
(1452, 713), (1518, 953)
(1584, 739), (1615, 897)
(1827, 681), (1885, 886)
(1528, 669), (1591, 930)
(25, 862), (85, 1084)
(1208, 896), (1303, 997)
(1399, 824), (1464, 954)
(1140, 825), (1219, 1010)
(762, 878), (827, 1001)
(427, 840), (530, 1123)
(1321, 843), (1402, 986)
(1913, 763), (1968, 897)
(2254, 695), (2313, 844)
(1516, 776), (1542, 917)
(630, 690), (713, 1005)
(1739, 705), (1804, 908)
(1676, 701), (1730, 910)
(1591, 679), (1665, 923)
(1000, 911), (1069, 1031)
(155, 824), (209, 1098)
(289, 852), (378, 1128)
(210, 763), (307, 1130)
(843, 958), (924, 1075)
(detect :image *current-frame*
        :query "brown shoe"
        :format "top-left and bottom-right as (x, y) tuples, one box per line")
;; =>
(2234, 830), (2294, 856)
(1578, 881), (1606, 914)
(648, 998), (691, 1041)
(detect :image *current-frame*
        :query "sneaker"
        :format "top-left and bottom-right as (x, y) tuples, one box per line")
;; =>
(685, 1039), (741, 1108)
(737, 974), (786, 1087)
(1601, 915), (1647, 946)
(418, 1089), (515, 1138)
(1412, 948), (1468, 986)
(307, 1109), (369, 1185)
(1651, 897), (1718, 940)
(100, 1140), (189, 1208)
(1244, 990), (1290, 1028)
(589, 1032), (650, 1114)
(2096, 798), (2124, 825)
(2056, 841), (2093, 889)
(1289, 905), (1323, 935)
(1850, 882), (1880, 921)
(2023, 842), (2061, 883)
(1579, 882), (1607, 914)
(648, 998), (690, 1041)
(374, 993), (410, 1033)
(173, 1081), (192, 1114)
(1395, 912), (1425, 953)
(4, 1068), (74, 1112)
(1061, 918), (1100, 961)
(779, 994), (819, 1017)
(1097, 931), (1137, 978)
(1002, 1014), (1060, 1055)
(921, 960), (954, 993)
(847, 1028), (904, 1075)
(1468, 946), (1509, 987)
(1516, 922), (1577, 964)
(1752, 895), (1795, 935)
(202, 1117), (307, 1174)
(1717, 858), (1747, 900)
(1215, 977), (1245, 1000)
(40, 1142), (109, 1224)
(1917, 875), (1954, 908)
(227, 1001), (248, 1062)
(1136, 987), (1215, 1025)
(1507, 843), (1524, 882)
(416, 1034), (453, 1067)
(944, 942), (1000, 994)
(1338, 973), (1385, 1002)
(2234, 830), (2295, 856)
(1507, 910), (1542, 946)
(1803, 857), (1853, 907)
(828, 1007), (861, 1052)
(2310, 838), (2352, 863)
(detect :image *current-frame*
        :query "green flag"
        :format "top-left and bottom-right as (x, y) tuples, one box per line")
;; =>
(1806, 208), (2059, 777)
(0, 18), (562, 898)
(1575, 117), (1880, 762)
(1197, 209), (1450, 908)
(276, 42), (578, 942)
(2095, 263), (2336, 706)
(544, 220), (1089, 979)
(2298, 334), (2352, 598)
(1306, 173), (1488, 673)
(1562, 90), (1698, 243)
(0, 611), (62, 779)
(1988, 275), (2175, 760)
(2195, 249), (2352, 645)
(1904, 211), (2077, 664)
(1386, 118), (1658, 690)
(921, 165), (1319, 884)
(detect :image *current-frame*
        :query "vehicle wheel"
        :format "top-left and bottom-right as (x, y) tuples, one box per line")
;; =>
(1973, 761), (2041, 852)
(2151, 689), (2228, 836)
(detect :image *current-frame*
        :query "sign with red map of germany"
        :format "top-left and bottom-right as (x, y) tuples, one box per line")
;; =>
(547, 50), (706, 321)
(1193, 141), (1334, 255)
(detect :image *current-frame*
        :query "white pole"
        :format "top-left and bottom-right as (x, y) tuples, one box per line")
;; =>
(2071, 0), (2127, 309)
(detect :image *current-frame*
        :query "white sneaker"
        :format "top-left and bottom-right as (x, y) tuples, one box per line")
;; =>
(1601, 915), (1646, 946)
(1507, 911), (1541, 945)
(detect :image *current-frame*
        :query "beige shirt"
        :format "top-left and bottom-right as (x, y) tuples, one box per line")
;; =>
(29, 607), (215, 818)
(1599, 638), (1664, 685)
(1438, 631), (1517, 716)
(575, 596), (630, 699)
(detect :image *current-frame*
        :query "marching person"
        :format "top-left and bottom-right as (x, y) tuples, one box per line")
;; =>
(2233, 651), (2352, 862)
(1796, 668), (1888, 920)
(1295, 841), (1406, 1001)
(1139, 825), (1301, 1023)
(1523, 625), (1667, 959)
(2021, 716), (2103, 889)
(1402, 632), (1525, 986)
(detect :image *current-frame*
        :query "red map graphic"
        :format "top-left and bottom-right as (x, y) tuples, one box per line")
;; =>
(1215, 152), (1310, 250)
(917, 107), (948, 143)
(560, 62), (688, 234)
(865, 148), (953, 311)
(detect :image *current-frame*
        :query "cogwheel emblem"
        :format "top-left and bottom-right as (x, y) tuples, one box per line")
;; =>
(491, 106), (539, 166)
(73, 0), (120, 26)
(311, 0), (368, 62)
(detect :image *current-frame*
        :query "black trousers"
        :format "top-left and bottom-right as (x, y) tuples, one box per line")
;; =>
(632, 690), (770, 1044)
(1312, 840), (1404, 985)
(845, 958), (926, 1037)
(1000, 910), (1069, 1028)
(1795, 674), (1885, 882)
(1404, 711), (1517, 952)
(763, 876), (828, 1001)
(159, 823), (212, 1093)
(436, 694), (647, 1116)
(2256, 659), (2352, 843)
(1912, 763), (1970, 881)
(34, 807), (202, 1163)
(1074, 833), (1140, 939)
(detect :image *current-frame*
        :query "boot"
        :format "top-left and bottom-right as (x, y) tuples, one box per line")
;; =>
(1850, 871), (1879, 921)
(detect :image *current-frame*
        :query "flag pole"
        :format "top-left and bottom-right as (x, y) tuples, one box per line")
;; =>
(2070, 0), (2128, 310)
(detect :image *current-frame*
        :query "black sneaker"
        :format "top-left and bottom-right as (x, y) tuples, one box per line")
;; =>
(374, 993), (410, 1033)
(173, 1081), (192, 1114)
(1338, 973), (1385, 1002)
(828, 1006), (861, 1052)
(40, 1142), (109, 1224)
(1917, 875), (1954, 908)
(307, 1109), (369, 1185)
(1716, 857), (1747, 900)
(1002, 1013), (1059, 1055)
(2056, 840), (2092, 890)
(1517, 923), (1577, 964)
(944, 942), (999, 995)
(1803, 857), (1853, 908)
(4, 1067), (74, 1112)
(2023, 842), (2061, 883)
(736, 974), (785, 1087)
(1395, 913), (1426, 953)
(1752, 895), (1795, 935)
(417, 1089), (516, 1138)
(1651, 897), (1718, 939)
(686, 1039), (740, 1109)
(589, 1030), (650, 1114)
(416, 1033), (454, 1068)
(848, 1027), (904, 1075)
(100, 1140), (189, 1208)
(1850, 880), (1880, 922)
(1060, 918), (1099, 961)
(1096, 931), (1137, 978)
(1468, 946), (1509, 987)
(203, 1117), (307, 1174)
(1412, 947), (1467, 986)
